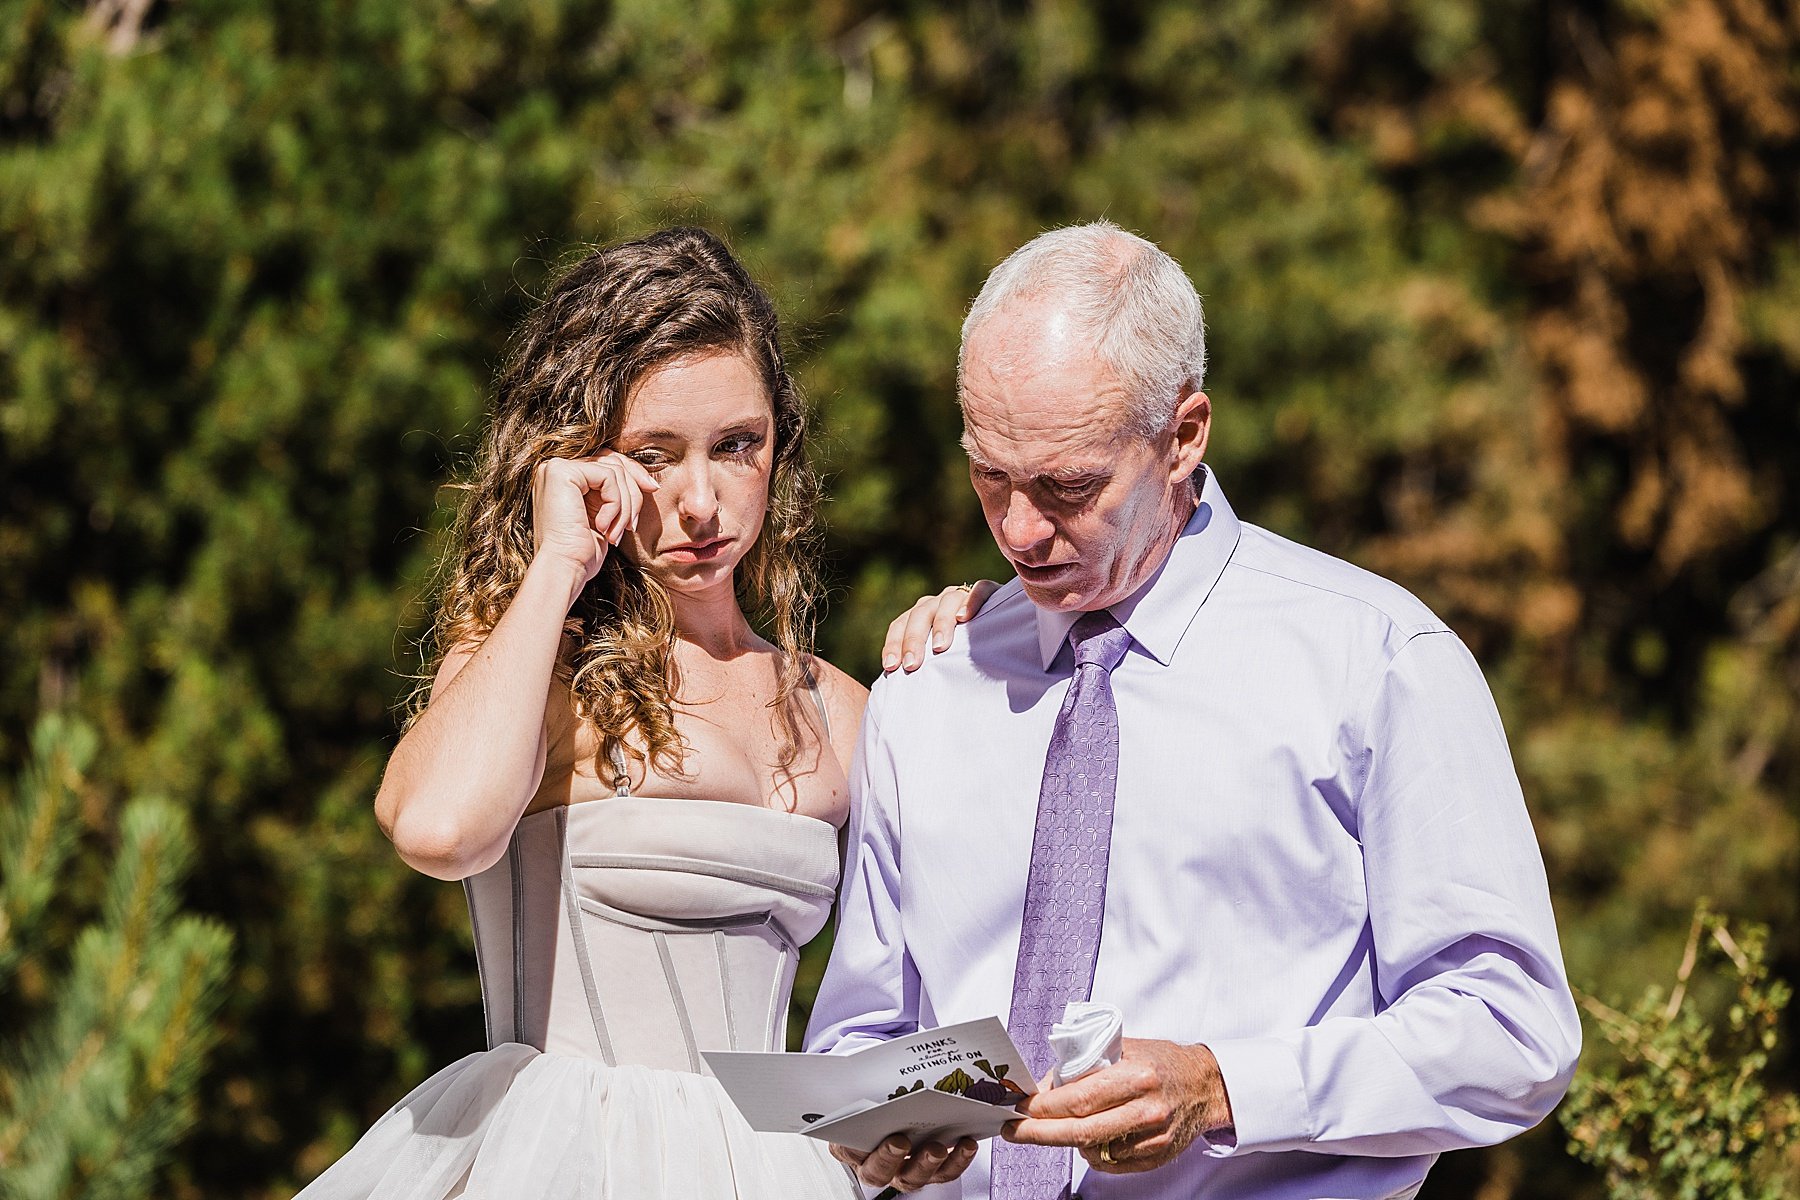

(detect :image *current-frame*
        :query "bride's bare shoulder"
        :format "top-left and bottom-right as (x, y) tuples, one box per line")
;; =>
(804, 654), (868, 757)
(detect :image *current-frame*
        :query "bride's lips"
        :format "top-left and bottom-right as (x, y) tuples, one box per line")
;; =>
(663, 536), (732, 563)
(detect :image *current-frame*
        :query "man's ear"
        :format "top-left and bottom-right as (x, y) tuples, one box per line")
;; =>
(1169, 390), (1211, 481)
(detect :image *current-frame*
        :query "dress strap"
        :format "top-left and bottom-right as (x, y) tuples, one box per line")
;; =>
(607, 742), (631, 797)
(800, 658), (831, 741)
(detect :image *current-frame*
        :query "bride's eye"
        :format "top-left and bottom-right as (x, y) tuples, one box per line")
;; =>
(716, 432), (765, 457)
(627, 449), (671, 471)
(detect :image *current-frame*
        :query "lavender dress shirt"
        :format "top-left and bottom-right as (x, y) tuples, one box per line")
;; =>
(805, 469), (1581, 1200)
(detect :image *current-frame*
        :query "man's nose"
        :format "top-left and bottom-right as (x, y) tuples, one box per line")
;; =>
(1000, 488), (1054, 553)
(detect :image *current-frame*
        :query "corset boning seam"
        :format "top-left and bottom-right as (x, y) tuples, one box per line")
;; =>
(653, 930), (703, 1072)
(714, 930), (738, 1051)
(767, 940), (789, 1053)
(507, 837), (525, 1045)
(567, 852), (835, 901)
(571, 898), (796, 1059)
(463, 877), (493, 1047)
(556, 806), (618, 1066)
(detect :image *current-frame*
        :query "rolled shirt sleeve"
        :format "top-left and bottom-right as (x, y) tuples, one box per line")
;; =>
(1205, 631), (1582, 1156)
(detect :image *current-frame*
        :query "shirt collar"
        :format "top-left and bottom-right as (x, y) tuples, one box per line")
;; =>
(1033, 467), (1242, 672)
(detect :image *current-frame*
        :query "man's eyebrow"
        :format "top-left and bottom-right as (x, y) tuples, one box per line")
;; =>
(960, 436), (993, 467)
(961, 440), (1111, 482)
(1021, 464), (1111, 488)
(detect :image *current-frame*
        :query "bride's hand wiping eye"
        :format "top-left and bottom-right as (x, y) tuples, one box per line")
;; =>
(530, 453), (661, 589)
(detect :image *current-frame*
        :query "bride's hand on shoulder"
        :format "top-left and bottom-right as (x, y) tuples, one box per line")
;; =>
(531, 453), (660, 589)
(881, 581), (1001, 673)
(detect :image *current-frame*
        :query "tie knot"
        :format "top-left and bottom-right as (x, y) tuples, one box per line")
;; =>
(1069, 610), (1131, 672)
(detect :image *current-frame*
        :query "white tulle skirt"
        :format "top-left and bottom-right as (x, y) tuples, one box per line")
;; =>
(293, 1043), (859, 1199)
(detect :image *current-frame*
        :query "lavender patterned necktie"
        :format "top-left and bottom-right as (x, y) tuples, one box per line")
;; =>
(990, 610), (1133, 1200)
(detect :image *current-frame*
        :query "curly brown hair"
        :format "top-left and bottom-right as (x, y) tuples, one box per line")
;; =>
(424, 227), (821, 783)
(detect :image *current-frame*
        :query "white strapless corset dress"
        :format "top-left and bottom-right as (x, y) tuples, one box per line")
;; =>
(294, 798), (859, 1199)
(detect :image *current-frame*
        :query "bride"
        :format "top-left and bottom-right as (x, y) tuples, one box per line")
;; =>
(296, 227), (973, 1197)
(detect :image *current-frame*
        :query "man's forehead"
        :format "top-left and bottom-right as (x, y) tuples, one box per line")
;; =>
(961, 419), (1125, 477)
(958, 295), (1137, 465)
(964, 298), (1090, 374)
(963, 299), (1126, 402)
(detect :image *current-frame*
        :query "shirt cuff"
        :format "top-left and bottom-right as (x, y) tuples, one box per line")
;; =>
(1202, 1035), (1313, 1154)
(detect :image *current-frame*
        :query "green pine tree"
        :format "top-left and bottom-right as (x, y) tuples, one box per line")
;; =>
(0, 716), (232, 1200)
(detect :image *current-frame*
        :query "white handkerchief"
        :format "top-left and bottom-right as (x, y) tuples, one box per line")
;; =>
(1048, 1001), (1125, 1087)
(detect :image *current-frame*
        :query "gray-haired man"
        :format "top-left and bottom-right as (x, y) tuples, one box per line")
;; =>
(808, 222), (1579, 1199)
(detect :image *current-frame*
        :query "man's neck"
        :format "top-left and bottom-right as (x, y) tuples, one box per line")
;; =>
(1093, 480), (1200, 612)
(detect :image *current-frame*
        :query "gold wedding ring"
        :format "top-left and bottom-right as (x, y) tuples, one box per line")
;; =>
(1098, 1140), (1118, 1165)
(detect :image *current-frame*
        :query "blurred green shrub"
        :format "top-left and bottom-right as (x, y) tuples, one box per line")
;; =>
(1562, 903), (1800, 1199)
(0, 717), (232, 1200)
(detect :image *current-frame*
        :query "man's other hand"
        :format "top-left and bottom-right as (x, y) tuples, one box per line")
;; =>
(1003, 1039), (1234, 1174)
(882, 581), (1001, 672)
(831, 1135), (978, 1193)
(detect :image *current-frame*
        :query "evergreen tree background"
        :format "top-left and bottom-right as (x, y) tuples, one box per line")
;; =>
(0, 0), (1794, 1194)
(0, 716), (232, 1196)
